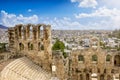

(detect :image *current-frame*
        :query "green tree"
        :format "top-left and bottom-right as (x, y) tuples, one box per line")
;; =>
(78, 55), (84, 61)
(106, 55), (111, 61)
(52, 39), (67, 58)
(52, 39), (65, 52)
(92, 55), (97, 61)
(63, 52), (67, 58)
(0, 43), (7, 52)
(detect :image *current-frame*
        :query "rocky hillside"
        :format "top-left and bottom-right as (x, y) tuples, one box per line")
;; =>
(0, 25), (8, 29)
(0, 25), (7, 37)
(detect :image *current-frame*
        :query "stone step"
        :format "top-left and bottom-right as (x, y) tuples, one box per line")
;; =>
(0, 57), (51, 80)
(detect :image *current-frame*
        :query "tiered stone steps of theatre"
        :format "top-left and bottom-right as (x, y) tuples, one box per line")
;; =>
(0, 57), (51, 80)
(0, 59), (15, 72)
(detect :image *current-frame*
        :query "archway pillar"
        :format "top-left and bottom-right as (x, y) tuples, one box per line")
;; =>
(104, 74), (107, 80)
(89, 73), (92, 80)
(82, 73), (86, 80)
(97, 74), (100, 80)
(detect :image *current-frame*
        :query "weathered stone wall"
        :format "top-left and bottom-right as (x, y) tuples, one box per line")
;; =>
(8, 24), (52, 71)
(71, 48), (120, 80)
(52, 51), (68, 80)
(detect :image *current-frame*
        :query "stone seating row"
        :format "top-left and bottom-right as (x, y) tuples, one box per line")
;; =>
(0, 57), (51, 80)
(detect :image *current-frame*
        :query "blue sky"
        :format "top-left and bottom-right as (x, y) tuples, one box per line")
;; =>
(0, 0), (120, 30)
(0, 0), (78, 17)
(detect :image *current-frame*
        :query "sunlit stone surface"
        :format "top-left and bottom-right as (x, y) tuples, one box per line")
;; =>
(0, 57), (51, 80)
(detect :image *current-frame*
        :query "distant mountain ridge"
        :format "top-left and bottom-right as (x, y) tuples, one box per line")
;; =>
(0, 25), (8, 29)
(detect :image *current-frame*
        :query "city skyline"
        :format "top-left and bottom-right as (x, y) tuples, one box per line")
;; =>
(0, 0), (120, 30)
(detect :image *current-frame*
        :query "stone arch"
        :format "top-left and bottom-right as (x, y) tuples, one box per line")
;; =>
(33, 26), (37, 40)
(78, 55), (84, 62)
(80, 74), (83, 80)
(97, 68), (100, 73)
(41, 42), (44, 50)
(18, 25), (24, 39)
(92, 54), (98, 62)
(40, 26), (44, 39)
(100, 74), (104, 80)
(106, 54), (111, 62)
(114, 55), (120, 67)
(104, 69), (106, 73)
(26, 24), (33, 39)
(86, 73), (90, 80)
(38, 42), (41, 51)
(29, 25), (33, 39)
(107, 75), (112, 80)
(111, 69), (114, 73)
(19, 43), (24, 50)
(21, 26), (24, 39)
(28, 42), (31, 50)
(38, 25), (44, 39)
(31, 44), (33, 50)
(44, 26), (49, 40)
(28, 42), (33, 50)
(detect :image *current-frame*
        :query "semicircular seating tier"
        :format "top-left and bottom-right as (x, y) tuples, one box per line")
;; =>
(0, 57), (52, 80)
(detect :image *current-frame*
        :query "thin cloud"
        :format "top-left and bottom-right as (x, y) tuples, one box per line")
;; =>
(28, 9), (32, 12)
(0, 10), (38, 27)
(71, 0), (98, 8)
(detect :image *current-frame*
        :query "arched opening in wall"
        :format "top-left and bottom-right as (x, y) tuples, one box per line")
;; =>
(44, 27), (48, 40)
(33, 27), (36, 40)
(29, 26), (33, 39)
(40, 26), (44, 40)
(114, 55), (120, 67)
(80, 74), (83, 80)
(107, 75), (112, 80)
(21, 26), (24, 39)
(106, 54), (111, 62)
(28, 43), (34, 50)
(91, 73), (97, 80)
(86, 74), (90, 80)
(18, 26), (22, 39)
(97, 68), (100, 73)
(78, 55), (84, 63)
(19, 43), (24, 51)
(92, 55), (98, 63)
(38, 42), (41, 51)
(100, 74), (104, 80)
(104, 69), (106, 73)
(41, 43), (44, 50)
(30, 44), (33, 50)
(111, 69), (114, 73)
(28, 42), (31, 50)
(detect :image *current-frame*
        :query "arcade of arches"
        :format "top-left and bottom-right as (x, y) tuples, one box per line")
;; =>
(71, 49), (120, 80)
(8, 24), (52, 72)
